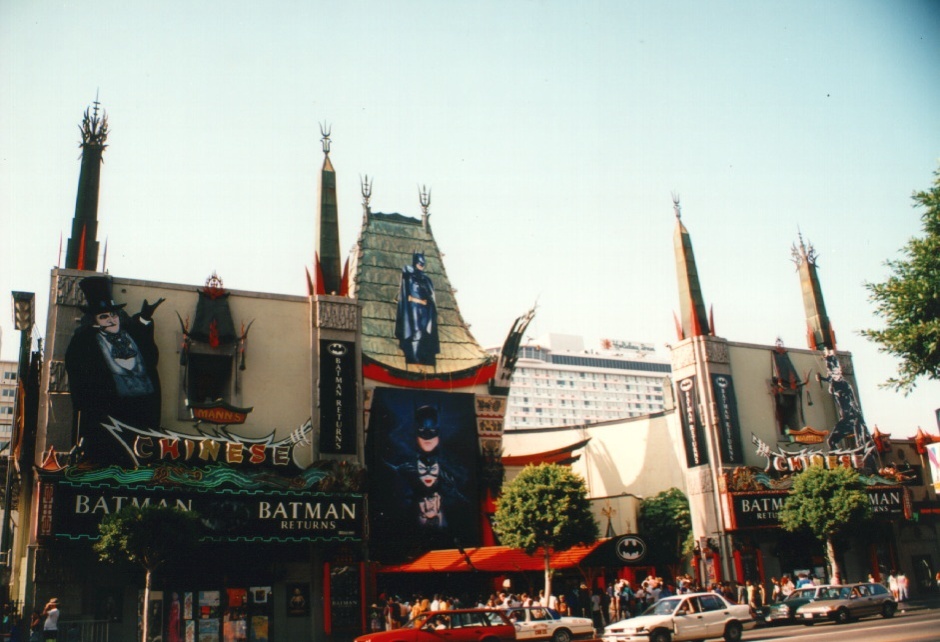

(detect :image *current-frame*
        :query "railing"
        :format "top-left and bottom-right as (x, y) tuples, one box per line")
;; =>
(0, 600), (24, 641)
(57, 619), (110, 642)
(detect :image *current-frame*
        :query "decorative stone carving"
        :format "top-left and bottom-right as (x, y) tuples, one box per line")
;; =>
(48, 360), (69, 393)
(56, 274), (85, 307)
(837, 353), (854, 376)
(685, 466), (714, 495)
(671, 343), (695, 370)
(704, 338), (730, 364)
(317, 300), (359, 330)
(475, 395), (506, 417)
(476, 418), (504, 438)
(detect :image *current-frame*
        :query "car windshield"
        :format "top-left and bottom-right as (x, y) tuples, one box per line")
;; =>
(642, 598), (681, 616)
(485, 611), (507, 626)
(505, 607), (562, 622)
(786, 589), (814, 601)
(818, 587), (843, 599)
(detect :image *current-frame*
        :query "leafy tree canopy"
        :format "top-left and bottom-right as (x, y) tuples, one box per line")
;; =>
(95, 504), (204, 572)
(638, 488), (693, 570)
(862, 166), (940, 392)
(779, 465), (871, 539)
(493, 463), (598, 555)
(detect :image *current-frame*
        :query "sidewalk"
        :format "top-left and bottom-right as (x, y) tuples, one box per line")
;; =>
(898, 594), (940, 613)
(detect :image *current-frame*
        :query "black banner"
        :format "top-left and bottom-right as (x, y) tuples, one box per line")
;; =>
(328, 563), (362, 635)
(319, 340), (358, 455)
(712, 374), (744, 464)
(41, 481), (363, 543)
(730, 491), (788, 529)
(677, 377), (708, 467)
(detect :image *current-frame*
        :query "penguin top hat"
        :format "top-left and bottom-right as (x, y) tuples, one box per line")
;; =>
(79, 276), (127, 314)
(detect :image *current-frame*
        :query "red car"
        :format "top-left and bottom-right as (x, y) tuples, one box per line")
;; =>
(355, 609), (517, 642)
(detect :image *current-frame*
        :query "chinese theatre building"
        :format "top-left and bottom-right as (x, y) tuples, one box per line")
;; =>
(670, 209), (916, 589)
(503, 197), (928, 594)
(7, 104), (530, 642)
(349, 174), (534, 590)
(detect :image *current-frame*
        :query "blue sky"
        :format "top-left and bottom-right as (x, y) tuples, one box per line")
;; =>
(2, 0), (939, 435)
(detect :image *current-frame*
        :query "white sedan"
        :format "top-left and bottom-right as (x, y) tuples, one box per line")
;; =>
(507, 607), (596, 642)
(602, 593), (754, 642)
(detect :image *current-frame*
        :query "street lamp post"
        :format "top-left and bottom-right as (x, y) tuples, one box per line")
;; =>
(0, 292), (35, 575)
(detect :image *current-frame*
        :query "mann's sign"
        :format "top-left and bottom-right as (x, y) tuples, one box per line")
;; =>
(730, 486), (911, 530)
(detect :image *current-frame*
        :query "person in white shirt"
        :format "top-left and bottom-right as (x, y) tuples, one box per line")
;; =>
(42, 598), (60, 641)
(897, 573), (909, 602)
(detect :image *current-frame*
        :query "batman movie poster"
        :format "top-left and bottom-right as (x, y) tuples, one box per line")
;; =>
(367, 388), (480, 557)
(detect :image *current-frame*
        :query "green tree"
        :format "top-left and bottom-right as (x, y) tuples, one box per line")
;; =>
(638, 488), (693, 580)
(862, 166), (940, 392)
(778, 465), (871, 584)
(493, 463), (599, 600)
(95, 505), (204, 642)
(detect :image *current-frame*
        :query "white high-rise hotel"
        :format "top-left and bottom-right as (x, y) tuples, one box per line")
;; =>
(497, 334), (672, 429)
(0, 361), (17, 446)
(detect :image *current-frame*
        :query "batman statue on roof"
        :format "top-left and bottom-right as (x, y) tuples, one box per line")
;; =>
(395, 252), (440, 365)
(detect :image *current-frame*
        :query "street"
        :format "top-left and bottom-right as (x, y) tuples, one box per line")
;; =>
(742, 608), (940, 642)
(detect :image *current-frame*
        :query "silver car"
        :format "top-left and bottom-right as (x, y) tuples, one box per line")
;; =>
(795, 582), (897, 625)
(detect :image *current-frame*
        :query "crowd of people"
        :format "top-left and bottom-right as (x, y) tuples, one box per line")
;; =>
(0, 598), (61, 642)
(370, 576), (724, 633)
(372, 568), (934, 633)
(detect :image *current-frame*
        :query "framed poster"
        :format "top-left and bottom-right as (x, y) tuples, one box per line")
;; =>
(367, 389), (480, 552)
(250, 587), (271, 605)
(287, 584), (309, 617)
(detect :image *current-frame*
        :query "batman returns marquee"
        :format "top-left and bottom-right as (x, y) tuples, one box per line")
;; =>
(40, 479), (363, 542)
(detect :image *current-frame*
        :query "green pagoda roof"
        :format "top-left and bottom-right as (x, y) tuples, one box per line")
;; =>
(351, 211), (493, 381)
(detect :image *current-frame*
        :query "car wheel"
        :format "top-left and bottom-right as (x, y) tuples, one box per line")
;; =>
(552, 629), (572, 642)
(649, 630), (671, 642)
(834, 608), (851, 624)
(724, 620), (743, 642)
(881, 602), (896, 618)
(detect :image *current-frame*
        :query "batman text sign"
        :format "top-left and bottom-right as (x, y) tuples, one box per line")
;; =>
(40, 480), (363, 543)
(319, 340), (358, 455)
(676, 377), (708, 467)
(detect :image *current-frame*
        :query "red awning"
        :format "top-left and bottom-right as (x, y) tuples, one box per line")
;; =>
(377, 541), (607, 573)
(502, 438), (591, 468)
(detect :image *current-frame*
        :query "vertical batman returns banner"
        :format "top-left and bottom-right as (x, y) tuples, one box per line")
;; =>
(319, 340), (357, 455)
(711, 374), (744, 464)
(366, 389), (480, 557)
(677, 377), (708, 467)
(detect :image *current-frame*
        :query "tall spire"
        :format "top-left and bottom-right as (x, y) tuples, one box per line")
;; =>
(672, 195), (711, 339)
(360, 174), (373, 228)
(315, 122), (343, 295)
(419, 185), (431, 231)
(65, 95), (108, 271)
(792, 232), (835, 350)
